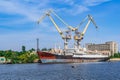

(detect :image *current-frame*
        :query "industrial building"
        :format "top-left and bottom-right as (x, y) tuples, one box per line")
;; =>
(86, 41), (118, 56)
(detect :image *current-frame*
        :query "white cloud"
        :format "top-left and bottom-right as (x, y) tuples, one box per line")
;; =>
(68, 5), (89, 15)
(0, 0), (111, 23)
(83, 0), (111, 6)
(0, 17), (28, 26)
(60, 0), (111, 15)
(0, 0), (52, 32)
(55, 0), (111, 16)
(62, 0), (74, 6)
(0, 0), (46, 22)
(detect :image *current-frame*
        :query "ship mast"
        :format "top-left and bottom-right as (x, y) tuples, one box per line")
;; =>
(37, 38), (40, 51)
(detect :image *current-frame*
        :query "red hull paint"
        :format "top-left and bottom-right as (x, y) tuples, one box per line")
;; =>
(37, 51), (55, 59)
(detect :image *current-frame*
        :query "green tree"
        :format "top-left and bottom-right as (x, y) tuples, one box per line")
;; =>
(4, 50), (12, 58)
(29, 48), (35, 52)
(111, 53), (120, 58)
(18, 52), (28, 63)
(48, 48), (52, 51)
(0, 49), (39, 64)
(22, 46), (26, 52)
(0, 51), (5, 56)
(27, 54), (38, 63)
(41, 48), (47, 51)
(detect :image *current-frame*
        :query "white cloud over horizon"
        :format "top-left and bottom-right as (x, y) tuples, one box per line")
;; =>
(0, 0), (111, 23)
(83, 0), (111, 6)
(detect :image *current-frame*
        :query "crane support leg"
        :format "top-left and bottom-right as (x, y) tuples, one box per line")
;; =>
(64, 39), (68, 49)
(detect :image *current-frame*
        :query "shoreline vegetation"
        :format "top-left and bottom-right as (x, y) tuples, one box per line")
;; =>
(0, 46), (39, 64)
(0, 47), (52, 64)
(109, 53), (120, 61)
(0, 46), (120, 64)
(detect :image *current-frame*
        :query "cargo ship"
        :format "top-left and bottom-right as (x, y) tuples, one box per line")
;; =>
(37, 48), (109, 63)
(37, 10), (110, 63)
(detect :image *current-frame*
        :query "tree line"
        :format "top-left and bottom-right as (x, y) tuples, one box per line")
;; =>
(0, 46), (38, 64)
(110, 52), (120, 58)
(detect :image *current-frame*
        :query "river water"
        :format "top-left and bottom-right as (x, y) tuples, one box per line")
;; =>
(0, 62), (120, 80)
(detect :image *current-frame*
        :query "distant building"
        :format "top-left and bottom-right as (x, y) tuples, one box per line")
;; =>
(0, 57), (6, 64)
(86, 41), (118, 56)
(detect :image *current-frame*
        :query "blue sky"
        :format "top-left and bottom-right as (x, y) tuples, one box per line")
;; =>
(0, 0), (120, 51)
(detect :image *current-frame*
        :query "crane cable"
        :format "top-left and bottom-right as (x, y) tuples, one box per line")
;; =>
(52, 11), (69, 26)
(52, 11), (74, 31)
(76, 15), (98, 31)
(75, 16), (88, 30)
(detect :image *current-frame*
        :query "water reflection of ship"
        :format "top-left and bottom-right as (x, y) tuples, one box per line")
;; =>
(37, 10), (109, 63)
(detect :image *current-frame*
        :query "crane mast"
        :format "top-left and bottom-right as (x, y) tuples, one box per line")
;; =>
(74, 14), (98, 49)
(38, 10), (71, 49)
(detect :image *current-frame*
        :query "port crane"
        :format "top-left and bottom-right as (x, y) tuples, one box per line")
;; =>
(37, 10), (98, 51)
(37, 10), (73, 49)
(73, 14), (98, 49)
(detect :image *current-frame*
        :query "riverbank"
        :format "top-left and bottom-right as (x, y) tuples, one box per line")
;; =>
(109, 58), (120, 62)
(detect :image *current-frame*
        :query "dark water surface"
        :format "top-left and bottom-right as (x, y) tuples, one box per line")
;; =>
(0, 62), (120, 80)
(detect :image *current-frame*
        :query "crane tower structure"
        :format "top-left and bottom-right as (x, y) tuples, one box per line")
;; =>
(73, 15), (98, 49)
(37, 10), (98, 50)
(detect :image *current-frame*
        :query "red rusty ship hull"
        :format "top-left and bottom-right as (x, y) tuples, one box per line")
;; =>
(37, 51), (109, 63)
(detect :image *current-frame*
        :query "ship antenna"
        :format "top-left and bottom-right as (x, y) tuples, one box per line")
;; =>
(37, 38), (40, 51)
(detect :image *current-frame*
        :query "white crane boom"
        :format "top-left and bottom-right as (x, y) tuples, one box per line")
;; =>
(37, 10), (65, 39)
(37, 10), (52, 24)
(81, 15), (98, 37)
(37, 10), (72, 49)
(88, 15), (98, 28)
(48, 15), (65, 39)
(82, 20), (91, 35)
